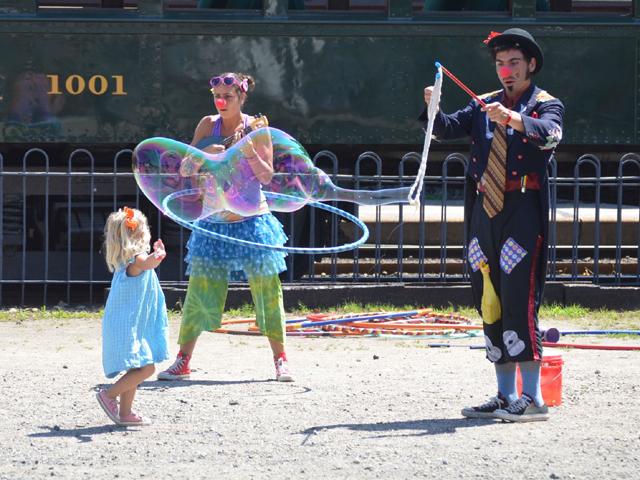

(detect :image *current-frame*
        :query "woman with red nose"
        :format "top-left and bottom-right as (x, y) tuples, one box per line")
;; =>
(158, 72), (294, 383)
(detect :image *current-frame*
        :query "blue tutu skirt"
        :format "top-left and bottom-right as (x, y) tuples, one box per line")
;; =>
(185, 213), (288, 281)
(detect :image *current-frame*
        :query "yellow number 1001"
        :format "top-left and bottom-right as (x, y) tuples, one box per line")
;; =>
(47, 75), (127, 96)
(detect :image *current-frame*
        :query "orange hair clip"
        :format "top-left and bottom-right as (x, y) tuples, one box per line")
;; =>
(122, 206), (138, 231)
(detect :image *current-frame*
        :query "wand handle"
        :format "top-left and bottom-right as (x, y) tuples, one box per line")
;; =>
(435, 62), (487, 108)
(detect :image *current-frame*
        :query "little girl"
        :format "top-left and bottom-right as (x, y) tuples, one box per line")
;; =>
(97, 207), (170, 426)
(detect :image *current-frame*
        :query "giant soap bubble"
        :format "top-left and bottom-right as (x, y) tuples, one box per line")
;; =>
(133, 127), (411, 224)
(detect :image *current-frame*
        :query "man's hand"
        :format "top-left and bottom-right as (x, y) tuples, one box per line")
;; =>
(482, 102), (512, 125)
(424, 86), (435, 106)
(423, 86), (440, 113)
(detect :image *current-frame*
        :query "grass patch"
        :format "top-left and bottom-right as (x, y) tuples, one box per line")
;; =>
(1, 302), (639, 331)
(0, 306), (103, 322)
(224, 304), (260, 318)
(539, 303), (590, 320)
(538, 304), (640, 330)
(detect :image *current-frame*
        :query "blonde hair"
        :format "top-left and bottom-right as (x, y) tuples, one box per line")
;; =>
(103, 208), (151, 273)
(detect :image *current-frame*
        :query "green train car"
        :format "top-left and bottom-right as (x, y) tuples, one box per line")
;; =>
(1, 1), (639, 299)
(1, 1), (639, 158)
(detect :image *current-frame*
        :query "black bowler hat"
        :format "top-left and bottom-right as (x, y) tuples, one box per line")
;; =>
(485, 28), (544, 74)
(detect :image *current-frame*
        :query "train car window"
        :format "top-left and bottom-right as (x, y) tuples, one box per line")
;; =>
(419, 0), (553, 11)
(547, 0), (632, 14)
(301, 0), (388, 11)
(164, 0), (265, 9)
(194, 0), (264, 8)
(422, 0), (510, 11)
(164, 0), (197, 7)
(165, 0), (388, 11)
(27, 0), (637, 14)
(164, 0), (266, 9)
(38, 1), (137, 8)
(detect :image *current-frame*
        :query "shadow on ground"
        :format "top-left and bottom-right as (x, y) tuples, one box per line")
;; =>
(299, 417), (495, 441)
(139, 379), (312, 396)
(28, 424), (128, 442)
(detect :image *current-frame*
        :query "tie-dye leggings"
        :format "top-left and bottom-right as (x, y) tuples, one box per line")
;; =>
(178, 273), (286, 345)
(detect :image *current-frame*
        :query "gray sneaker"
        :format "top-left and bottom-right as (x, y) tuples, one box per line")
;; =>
(461, 393), (508, 419)
(494, 393), (549, 422)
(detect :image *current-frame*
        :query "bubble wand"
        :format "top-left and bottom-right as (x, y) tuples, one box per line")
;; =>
(435, 61), (487, 108)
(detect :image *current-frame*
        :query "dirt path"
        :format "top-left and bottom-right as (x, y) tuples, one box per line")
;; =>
(1, 317), (639, 479)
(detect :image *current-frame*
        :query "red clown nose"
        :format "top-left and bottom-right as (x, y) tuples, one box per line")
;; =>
(215, 98), (227, 109)
(499, 66), (512, 78)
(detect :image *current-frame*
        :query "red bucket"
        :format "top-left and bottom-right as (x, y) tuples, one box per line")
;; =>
(516, 355), (563, 407)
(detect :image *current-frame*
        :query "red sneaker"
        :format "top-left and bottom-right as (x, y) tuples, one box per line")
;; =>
(157, 352), (191, 380)
(275, 353), (294, 382)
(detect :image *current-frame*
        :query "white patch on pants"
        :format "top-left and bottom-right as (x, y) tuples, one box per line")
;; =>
(503, 330), (525, 357)
(484, 335), (502, 362)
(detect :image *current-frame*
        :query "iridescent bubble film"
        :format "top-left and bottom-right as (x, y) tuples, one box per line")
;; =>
(133, 127), (410, 223)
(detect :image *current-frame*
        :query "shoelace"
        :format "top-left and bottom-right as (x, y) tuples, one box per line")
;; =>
(168, 357), (185, 373)
(506, 394), (532, 413)
(99, 391), (119, 413)
(104, 395), (118, 410)
(477, 396), (503, 410)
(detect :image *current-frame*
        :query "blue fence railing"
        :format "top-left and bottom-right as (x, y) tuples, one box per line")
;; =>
(1, 149), (639, 305)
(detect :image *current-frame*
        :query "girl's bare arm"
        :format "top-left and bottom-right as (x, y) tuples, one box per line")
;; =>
(126, 240), (166, 276)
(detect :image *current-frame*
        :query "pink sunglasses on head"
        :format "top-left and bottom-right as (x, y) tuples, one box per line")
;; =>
(209, 75), (248, 92)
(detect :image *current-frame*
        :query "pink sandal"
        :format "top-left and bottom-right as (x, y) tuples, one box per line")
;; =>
(96, 390), (119, 425)
(118, 412), (151, 426)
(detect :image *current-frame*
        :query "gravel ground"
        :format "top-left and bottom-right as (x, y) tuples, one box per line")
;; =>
(1, 317), (639, 480)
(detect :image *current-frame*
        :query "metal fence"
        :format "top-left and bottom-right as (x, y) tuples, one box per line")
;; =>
(1, 149), (639, 306)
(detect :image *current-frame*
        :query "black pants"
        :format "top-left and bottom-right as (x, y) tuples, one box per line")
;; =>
(468, 190), (544, 363)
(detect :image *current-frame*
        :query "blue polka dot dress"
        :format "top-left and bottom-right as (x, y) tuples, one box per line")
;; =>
(185, 214), (288, 282)
(101, 259), (170, 379)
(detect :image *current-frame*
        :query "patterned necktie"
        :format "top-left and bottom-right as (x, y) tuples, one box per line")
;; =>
(481, 123), (507, 218)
